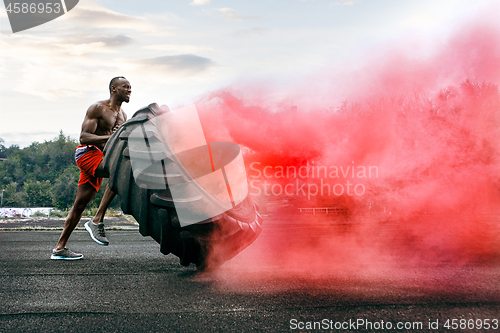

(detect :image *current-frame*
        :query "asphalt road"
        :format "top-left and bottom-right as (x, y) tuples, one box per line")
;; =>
(1, 225), (499, 333)
(0, 216), (138, 230)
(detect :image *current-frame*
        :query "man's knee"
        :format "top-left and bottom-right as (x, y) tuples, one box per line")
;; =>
(73, 183), (97, 212)
(95, 159), (109, 178)
(73, 198), (90, 213)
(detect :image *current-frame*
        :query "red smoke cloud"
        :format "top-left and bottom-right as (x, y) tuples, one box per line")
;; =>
(194, 14), (500, 279)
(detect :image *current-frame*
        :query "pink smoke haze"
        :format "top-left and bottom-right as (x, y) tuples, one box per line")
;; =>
(194, 14), (500, 283)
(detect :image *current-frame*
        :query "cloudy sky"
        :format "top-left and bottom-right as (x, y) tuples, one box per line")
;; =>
(0, 0), (495, 147)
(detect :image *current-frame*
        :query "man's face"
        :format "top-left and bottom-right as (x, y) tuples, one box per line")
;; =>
(112, 79), (132, 103)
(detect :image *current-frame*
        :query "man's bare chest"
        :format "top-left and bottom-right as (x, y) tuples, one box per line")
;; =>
(99, 111), (120, 131)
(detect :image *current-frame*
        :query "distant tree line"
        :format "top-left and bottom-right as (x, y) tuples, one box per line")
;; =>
(0, 132), (119, 210)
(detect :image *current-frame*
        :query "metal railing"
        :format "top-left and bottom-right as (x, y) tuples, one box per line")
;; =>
(298, 207), (346, 215)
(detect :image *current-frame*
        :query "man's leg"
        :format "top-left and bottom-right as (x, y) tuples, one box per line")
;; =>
(85, 184), (116, 245)
(55, 183), (97, 251)
(93, 184), (116, 223)
(85, 158), (118, 245)
(92, 158), (117, 223)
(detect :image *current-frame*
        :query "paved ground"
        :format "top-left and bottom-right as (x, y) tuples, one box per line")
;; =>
(0, 216), (139, 230)
(1, 218), (499, 332)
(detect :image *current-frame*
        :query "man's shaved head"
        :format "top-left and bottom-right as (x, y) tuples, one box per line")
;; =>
(109, 76), (127, 93)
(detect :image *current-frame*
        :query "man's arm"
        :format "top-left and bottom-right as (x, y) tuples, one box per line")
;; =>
(80, 104), (111, 146)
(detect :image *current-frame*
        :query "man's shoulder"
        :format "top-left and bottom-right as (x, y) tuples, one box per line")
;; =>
(87, 100), (111, 115)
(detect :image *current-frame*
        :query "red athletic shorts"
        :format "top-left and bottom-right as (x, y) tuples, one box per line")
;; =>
(75, 145), (104, 191)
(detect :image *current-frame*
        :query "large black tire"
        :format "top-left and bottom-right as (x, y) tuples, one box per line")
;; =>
(102, 103), (263, 269)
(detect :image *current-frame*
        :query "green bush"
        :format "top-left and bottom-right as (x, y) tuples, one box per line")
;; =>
(0, 132), (78, 209)
(82, 207), (98, 217)
(24, 180), (52, 207)
(52, 166), (78, 210)
(106, 208), (123, 216)
(32, 211), (48, 217)
(49, 210), (67, 218)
